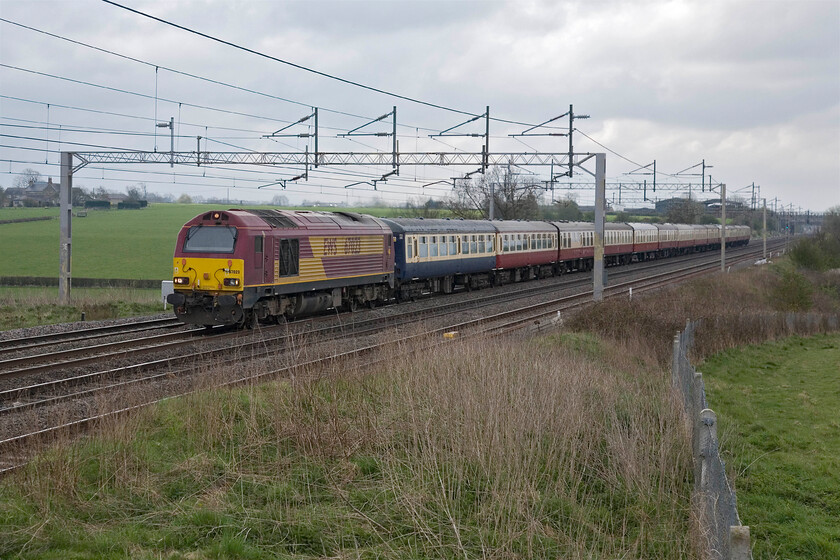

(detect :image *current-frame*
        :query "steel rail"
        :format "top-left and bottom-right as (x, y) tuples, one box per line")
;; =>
(0, 317), (185, 355)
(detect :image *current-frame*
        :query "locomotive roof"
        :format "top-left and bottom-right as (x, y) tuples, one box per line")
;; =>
(235, 209), (388, 230)
(380, 217), (497, 234)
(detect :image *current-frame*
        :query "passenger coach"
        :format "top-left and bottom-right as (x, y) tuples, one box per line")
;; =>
(380, 218), (497, 298)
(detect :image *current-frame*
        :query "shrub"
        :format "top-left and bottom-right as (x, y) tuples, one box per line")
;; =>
(769, 263), (813, 312)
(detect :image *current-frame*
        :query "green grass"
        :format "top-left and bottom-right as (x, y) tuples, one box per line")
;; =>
(0, 286), (165, 330)
(0, 204), (228, 280)
(701, 334), (840, 560)
(0, 204), (454, 282)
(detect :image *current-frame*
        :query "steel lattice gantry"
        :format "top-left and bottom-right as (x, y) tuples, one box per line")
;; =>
(72, 151), (583, 169)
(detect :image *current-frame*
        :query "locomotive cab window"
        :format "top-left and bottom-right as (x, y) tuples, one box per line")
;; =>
(254, 236), (263, 253)
(183, 225), (237, 253)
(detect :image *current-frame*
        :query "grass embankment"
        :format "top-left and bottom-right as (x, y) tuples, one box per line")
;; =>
(0, 287), (164, 330)
(0, 261), (838, 558)
(0, 334), (694, 559)
(567, 263), (840, 560)
(702, 335), (840, 560)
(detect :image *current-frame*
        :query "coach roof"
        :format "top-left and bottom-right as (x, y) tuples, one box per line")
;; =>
(380, 218), (497, 234)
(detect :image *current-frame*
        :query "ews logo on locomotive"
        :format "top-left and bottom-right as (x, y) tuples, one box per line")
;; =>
(323, 236), (363, 256)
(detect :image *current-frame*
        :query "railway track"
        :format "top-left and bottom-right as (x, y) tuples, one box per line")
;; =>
(0, 316), (185, 355)
(0, 241), (781, 474)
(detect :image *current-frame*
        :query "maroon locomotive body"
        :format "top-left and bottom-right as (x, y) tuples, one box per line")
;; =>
(168, 209), (394, 326)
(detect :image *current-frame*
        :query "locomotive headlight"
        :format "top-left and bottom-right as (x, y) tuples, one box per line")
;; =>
(174, 276), (190, 285)
(223, 278), (240, 287)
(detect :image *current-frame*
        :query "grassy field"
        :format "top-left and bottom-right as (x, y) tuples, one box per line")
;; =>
(701, 334), (840, 560)
(0, 204), (225, 280)
(0, 204), (448, 281)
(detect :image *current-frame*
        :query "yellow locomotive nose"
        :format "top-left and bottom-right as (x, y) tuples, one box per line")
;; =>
(172, 257), (244, 293)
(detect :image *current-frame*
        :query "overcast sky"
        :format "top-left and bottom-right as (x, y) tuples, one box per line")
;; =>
(1, 0), (838, 212)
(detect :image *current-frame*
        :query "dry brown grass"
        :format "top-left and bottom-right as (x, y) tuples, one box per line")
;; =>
(570, 264), (840, 364)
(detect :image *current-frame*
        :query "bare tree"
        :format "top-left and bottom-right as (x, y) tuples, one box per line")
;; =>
(448, 166), (541, 220)
(666, 198), (705, 224)
(71, 186), (92, 206)
(13, 168), (41, 189)
(402, 197), (444, 218)
(125, 185), (143, 201)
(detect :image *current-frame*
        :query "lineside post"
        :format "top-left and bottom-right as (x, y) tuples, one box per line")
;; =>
(59, 151), (73, 304)
(720, 183), (726, 273)
(593, 153), (606, 301)
(763, 198), (767, 260)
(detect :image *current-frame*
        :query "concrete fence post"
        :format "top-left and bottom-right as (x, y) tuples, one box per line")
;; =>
(729, 525), (751, 560)
(698, 409), (717, 488)
(672, 333), (681, 387)
(693, 371), (704, 418)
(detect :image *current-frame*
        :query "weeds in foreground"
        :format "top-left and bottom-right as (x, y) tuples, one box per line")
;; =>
(568, 263), (840, 364)
(1, 334), (695, 559)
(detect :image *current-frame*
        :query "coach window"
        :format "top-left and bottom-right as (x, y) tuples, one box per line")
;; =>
(478, 235), (486, 254)
(448, 236), (457, 255)
(419, 236), (428, 258)
(406, 237), (414, 259)
(440, 236), (448, 256)
(430, 236), (439, 257)
(462, 235), (470, 255)
(470, 235), (477, 254)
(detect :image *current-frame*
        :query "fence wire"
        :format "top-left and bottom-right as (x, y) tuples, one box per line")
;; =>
(672, 320), (748, 560)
